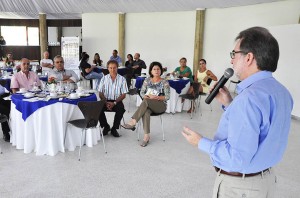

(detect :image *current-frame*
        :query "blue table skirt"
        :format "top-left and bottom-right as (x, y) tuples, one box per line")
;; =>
(11, 93), (97, 121)
(135, 77), (190, 94)
(94, 67), (127, 76)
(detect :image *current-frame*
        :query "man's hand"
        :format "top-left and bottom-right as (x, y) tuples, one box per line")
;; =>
(132, 65), (139, 69)
(181, 126), (202, 146)
(210, 83), (233, 107)
(106, 101), (114, 111)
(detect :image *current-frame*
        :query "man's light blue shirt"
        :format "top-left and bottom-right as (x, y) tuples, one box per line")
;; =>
(110, 56), (122, 65)
(199, 71), (293, 173)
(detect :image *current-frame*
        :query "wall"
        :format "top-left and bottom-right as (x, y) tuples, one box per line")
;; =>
(203, 0), (300, 116)
(82, 13), (118, 64)
(82, 0), (300, 116)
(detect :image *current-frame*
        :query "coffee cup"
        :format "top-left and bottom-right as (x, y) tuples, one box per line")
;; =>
(20, 88), (26, 93)
(50, 92), (58, 97)
(69, 93), (78, 99)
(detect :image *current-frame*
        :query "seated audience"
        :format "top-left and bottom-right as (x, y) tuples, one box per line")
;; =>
(132, 53), (146, 77)
(40, 51), (54, 71)
(4, 52), (15, 68)
(124, 54), (134, 88)
(11, 58), (41, 93)
(122, 61), (170, 147)
(184, 59), (217, 113)
(80, 53), (103, 89)
(0, 84), (11, 142)
(98, 60), (128, 138)
(109, 49), (122, 66)
(48, 55), (79, 84)
(171, 57), (193, 82)
(0, 36), (6, 61)
(93, 53), (103, 66)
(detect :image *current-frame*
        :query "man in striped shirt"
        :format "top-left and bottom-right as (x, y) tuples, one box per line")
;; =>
(98, 60), (128, 137)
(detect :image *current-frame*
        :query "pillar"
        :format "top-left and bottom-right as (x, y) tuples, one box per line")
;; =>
(39, 13), (47, 59)
(193, 9), (205, 74)
(119, 13), (125, 66)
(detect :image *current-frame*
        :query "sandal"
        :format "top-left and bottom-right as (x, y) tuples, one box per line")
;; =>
(140, 140), (149, 147)
(121, 123), (136, 131)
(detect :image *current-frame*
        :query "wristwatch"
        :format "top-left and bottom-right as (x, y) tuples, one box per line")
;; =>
(114, 101), (117, 105)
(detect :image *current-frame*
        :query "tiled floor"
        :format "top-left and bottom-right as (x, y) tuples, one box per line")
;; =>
(0, 96), (299, 197)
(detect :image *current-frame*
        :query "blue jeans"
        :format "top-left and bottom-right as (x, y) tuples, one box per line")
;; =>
(85, 72), (103, 90)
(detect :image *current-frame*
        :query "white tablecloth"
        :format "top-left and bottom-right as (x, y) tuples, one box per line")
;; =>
(10, 102), (101, 156)
(136, 82), (191, 113)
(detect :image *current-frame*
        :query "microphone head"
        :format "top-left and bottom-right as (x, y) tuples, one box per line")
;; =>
(224, 68), (234, 78)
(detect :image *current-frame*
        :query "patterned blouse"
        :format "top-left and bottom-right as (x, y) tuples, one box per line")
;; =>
(140, 77), (170, 102)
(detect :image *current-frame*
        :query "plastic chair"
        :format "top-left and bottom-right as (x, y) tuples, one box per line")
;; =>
(178, 82), (200, 119)
(66, 100), (105, 161)
(135, 90), (165, 141)
(127, 87), (138, 113)
(0, 114), (9, 154)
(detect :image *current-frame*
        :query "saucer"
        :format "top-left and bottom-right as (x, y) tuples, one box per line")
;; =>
(16, 91), (26, 94)
(183, 77), (189, 80)
(29, 89), (41, 92)
(24, 94), (35, 98)
(67, 96), (79, 100)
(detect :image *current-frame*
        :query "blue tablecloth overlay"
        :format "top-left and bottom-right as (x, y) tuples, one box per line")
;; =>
(11, 93), (97, 121)
(94, 67), (127, 76)
(135, 77), (190, 94)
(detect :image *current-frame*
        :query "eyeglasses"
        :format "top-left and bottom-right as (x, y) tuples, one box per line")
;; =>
(230, 50), (247, 59)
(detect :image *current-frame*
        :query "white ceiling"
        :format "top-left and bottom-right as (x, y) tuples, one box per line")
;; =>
(0, 0), (284, 19)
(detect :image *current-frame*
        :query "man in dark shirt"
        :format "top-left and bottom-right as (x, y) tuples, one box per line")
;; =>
(132, 53), (146, 77)
(0, 84), (10, 142)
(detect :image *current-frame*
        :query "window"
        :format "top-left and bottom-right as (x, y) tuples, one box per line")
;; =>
(1, 26), (27, 45)
(28, 27), (39, 46)
(1, 26), (39, 46)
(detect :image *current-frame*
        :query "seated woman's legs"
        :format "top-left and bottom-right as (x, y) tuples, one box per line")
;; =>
(85, 72), (103, 90)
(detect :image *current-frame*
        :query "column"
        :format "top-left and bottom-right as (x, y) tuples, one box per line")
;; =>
(193, 9), (205, 74)
(39, 13), (47, 59)
(119, 13), (125, 66)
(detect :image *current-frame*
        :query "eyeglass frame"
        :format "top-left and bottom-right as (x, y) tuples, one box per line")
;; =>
(230, 50), (248, 59)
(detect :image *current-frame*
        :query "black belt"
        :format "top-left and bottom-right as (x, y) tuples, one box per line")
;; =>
(214, 167), (270, 177)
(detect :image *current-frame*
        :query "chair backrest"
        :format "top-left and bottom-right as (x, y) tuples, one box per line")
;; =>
(193, 82), (200, 99)
(78, 100), (105, 128)
(0, 114), (8, 123)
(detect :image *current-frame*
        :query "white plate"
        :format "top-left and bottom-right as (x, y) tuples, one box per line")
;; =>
(183, 77), (189, 80)
(29, 89), (41, 92)
(24, 95), (35, 98)
(87, 90), (97, 93)
(78, 94), (91, 97)
(67, 96), (79, 100)
(172, 79), (179, 81)
(16, 91), (27, 94)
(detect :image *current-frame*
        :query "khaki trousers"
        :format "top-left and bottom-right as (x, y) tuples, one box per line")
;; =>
(212, 168), (276, 198)
(132, 99), (166, 134)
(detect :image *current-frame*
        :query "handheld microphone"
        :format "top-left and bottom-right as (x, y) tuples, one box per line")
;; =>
(205, 68), (234, 104)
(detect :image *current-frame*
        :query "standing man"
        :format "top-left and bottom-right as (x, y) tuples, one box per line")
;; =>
(11, 58), (41, 93)
(132, 53), (146, 78)
(40, 51), (54, 72)
(109, 49), (122, 66)
(49, 55), (79, 83)
(182, 27), (293, 197)
(98, 60), (128, 137)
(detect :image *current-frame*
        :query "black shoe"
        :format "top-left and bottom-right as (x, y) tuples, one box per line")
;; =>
(3, 133), (10, 142)
(102, 125), (110, 136)
(111, 128), (121, 137)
